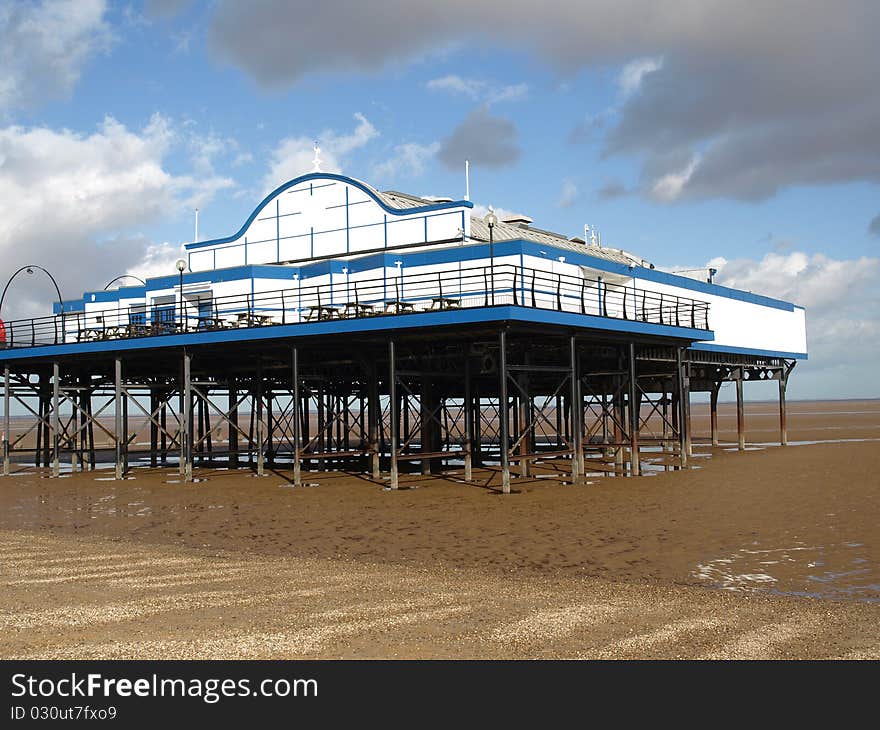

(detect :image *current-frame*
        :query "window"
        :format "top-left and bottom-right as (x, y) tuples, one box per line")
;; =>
(129, 305), (146, 325)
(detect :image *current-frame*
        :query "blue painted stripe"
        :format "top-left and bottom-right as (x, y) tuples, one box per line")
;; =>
(0, 306), (711, 362)
(185, 173), (473, 251)
(690, 342), (807, 360)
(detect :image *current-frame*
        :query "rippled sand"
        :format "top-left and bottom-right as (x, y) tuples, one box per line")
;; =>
(0, 400), (878, 659)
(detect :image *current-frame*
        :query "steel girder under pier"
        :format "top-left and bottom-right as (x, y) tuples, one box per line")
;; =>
(0, 326), (794, 487)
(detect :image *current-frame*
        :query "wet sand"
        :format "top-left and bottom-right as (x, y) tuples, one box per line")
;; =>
(0, 400), (878, 659)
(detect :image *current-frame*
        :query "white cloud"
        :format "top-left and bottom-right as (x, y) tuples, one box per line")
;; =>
(0, 0), (113, 112)
(709, 251), (880, 398)
(126, 240), (185, 282)
(650, 158), (698, 202)
(558, 179), (578, 208)
(618, 56), (663, 96)
(488, 83), (528, 104)
(427, 75), (528, 104)
(427, 75), (483, 99)
(262, 113), (378, 194)
(0, 115), (232, 319)
(373, 142), (440, 181)
(470, 203), (529, 223)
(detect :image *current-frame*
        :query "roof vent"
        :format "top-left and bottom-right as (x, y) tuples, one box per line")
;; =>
(501, 214), (533, 226)
(569, 236), (586, 244)
(422, 195), (453, 203)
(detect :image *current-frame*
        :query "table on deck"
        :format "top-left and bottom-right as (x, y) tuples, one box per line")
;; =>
(430, 297), (460, 310)
(196, 315), (226, 331)
(383, 300), (416, 315)
(234, 313), (276, 327)
(342, 302), (375, 317)
(306, 305), (340, 321)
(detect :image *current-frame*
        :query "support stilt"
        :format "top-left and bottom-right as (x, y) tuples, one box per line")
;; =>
(675, 348), (688, 468)
(51, 362), (60, 477)
(736, 369), (745, 451)
(463, 356), (472, 482)
(292, 347), (302, 486)
(570, 335), (582, 483)
(182, 351), (193, 482)
(368, 364), (380, 480)
(255, 361), (264, 477)
(229, 382), (238, 468)
(499, 329), (510, 494)
(778, 369), (788, 446)
(2, 366), (9, 476)
(710, 382), (720, 447)
(389, 340), (398, 490)
(628, 343), (640, 477)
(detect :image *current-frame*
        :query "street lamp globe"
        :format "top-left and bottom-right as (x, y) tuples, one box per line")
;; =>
(176, 259), (187, 273)
(484, 207), (498, 229)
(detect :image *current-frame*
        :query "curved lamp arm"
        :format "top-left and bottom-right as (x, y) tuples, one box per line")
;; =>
(103, 275), (146, 290)
(0, 265), (64, 319)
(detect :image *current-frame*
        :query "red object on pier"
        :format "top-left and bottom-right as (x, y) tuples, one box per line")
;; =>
(0, 318), (6, 346)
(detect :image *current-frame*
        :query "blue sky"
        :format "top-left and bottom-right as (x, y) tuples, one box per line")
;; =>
(1, 0), (878, 399)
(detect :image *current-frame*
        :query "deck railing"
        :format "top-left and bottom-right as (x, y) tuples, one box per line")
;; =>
(0, 263), (710, 349)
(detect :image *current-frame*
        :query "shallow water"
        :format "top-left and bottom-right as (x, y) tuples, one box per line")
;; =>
(693, 541), (879, 604)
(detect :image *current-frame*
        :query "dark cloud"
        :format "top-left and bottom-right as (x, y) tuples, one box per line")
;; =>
(597, 180), (627, 200)
(205, 1), (880, 203)
(436, 107), (520, 170)
(869, 214), (880, 238)
(144, 0), (195, 19)
(609, 54), (880, 201)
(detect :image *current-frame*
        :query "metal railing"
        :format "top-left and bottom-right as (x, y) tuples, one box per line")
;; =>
(0, 263), (710, 349)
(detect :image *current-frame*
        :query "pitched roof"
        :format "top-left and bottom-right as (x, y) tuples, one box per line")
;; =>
(377, 185), (654, 268)
(468, 216), (648, 267)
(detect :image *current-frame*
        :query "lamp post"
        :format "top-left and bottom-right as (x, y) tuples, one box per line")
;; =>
(394, 260), (403, 305)
(484, 207), (498, 305)
(0, 265), (65, 344)
(176, 259), (187, 329)
(103, 275), (146, 290)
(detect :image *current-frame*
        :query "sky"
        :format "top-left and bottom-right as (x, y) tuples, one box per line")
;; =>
(0, 0), (878, 400)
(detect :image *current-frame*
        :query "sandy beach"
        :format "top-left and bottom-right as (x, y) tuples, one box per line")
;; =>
(1, 400), (877, 659)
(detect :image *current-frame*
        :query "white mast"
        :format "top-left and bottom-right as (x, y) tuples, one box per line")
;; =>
(465, 159), (470, 201)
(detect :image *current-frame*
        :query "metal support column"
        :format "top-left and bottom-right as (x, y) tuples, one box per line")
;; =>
(499, 329), (510, 494)
(710, 382), (720, 447)
(255, 362), (264, 477)
(736, 369), (745, 451)
(292, 347), (301, 486)
(389, 340), (398, 490)
(628, 342), (640, 477)
(114, 358), (123, 479)
(183, 351), (193, 482)
(51, 362), (60, 477)
(463, 356), (472, 482)
(684, 362), (693, 458)
(149, 390), (158, 467)
(518, 374), (531, 478)
(675, 348), (688, 468)
(228, 382), (238, 469)
(368, 364), (380, 480)
(570, 335), (582, 483)
(778, 368), (788, 446)
(2, 366), (10, 476)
